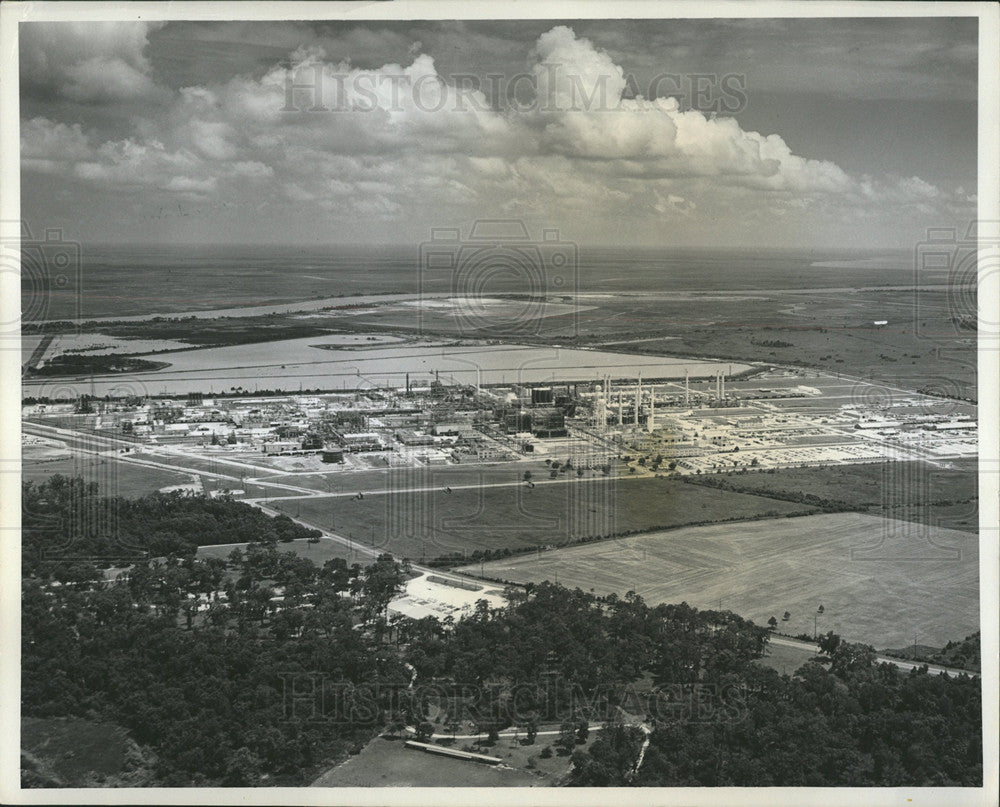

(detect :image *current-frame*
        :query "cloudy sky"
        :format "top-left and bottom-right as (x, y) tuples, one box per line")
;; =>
(19, 17), (978, 249)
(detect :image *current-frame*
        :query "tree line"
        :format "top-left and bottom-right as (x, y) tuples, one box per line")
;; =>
(21, 476), (983, 787)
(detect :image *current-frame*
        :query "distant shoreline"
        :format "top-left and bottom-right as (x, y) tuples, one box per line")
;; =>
(26, 291), (424, 327)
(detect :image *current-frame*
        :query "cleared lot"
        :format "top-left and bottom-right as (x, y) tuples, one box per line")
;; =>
(458, 512), (979, 648)
(311, 737), (548, 787)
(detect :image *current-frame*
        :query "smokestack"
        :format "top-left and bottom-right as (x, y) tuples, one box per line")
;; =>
(648, 386), (656, 432)
(635, 374), (642, 425)
(685, 369), (690, 406)
(618, 391), (623, 425)
(721, 373), (725, 402)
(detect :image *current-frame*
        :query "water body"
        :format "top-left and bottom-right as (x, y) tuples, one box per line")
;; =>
(24, 243), (926, 322)
(21, 337), (751, 398)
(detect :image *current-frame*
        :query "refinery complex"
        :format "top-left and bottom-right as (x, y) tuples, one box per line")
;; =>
(23, 365), (977, 486)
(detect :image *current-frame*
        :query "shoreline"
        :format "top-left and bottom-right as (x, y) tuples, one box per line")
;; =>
(26, 291), (425, 327)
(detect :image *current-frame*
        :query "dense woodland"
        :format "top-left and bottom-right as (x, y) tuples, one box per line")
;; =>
(22, 476), (320, 577)
(22, 477), (983, 787)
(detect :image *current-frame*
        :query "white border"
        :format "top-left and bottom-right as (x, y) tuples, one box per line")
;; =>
(1, 2), (997, 806)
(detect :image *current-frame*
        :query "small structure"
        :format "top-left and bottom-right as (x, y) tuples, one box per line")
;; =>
(404, 740), (502, 765)
(263, 440), (300, 455)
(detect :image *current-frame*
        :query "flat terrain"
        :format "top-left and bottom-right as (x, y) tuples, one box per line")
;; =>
(22, 455), (192, 499)
(755, 638), (822, 676)
(28, 244), (975, 400)
(458, 512), (979, 648)
(254, 460), (599, 495)
(196, 535), (363, 566)
(269, 476), (816, 563)
(311, 737), (549, 787)
(21, 335), (751, 397)
(684, 459), (979, 532)
(577, 287), (976, 401)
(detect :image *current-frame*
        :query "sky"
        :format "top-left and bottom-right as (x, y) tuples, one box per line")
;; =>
(19, 17), (978, 249)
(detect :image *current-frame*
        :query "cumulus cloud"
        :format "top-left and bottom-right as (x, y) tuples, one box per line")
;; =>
(527, 27), (856, 197)
(20, 23), (970, 240)
(21, 22), (167, 103)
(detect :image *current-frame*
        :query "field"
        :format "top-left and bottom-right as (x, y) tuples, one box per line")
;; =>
(269, 476), (816, 563)
(255, 459), (601, 495)
(683, 459), (979, 533)
(458, 512), (979, 648)
(311, 736), (550, 787)
(572, 287), (976, 401)
(22, 455), (192, 499)
(754, 640), (821, 677)
(196, 535), (364, 566)
(21, 717), (147, 787)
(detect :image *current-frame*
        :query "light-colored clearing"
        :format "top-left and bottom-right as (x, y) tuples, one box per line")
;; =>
(459, 512), (979, 649)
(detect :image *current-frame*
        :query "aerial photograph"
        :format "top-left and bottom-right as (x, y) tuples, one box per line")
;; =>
(4, 3), (997, 802)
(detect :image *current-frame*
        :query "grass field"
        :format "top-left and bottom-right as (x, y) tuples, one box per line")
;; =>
(22, 456), (193, 499)
(574, 288), (977, 401)
(683, 460), (979, 533)
(269, 476), (816, 563)
(458, 512), (979, 648)
(196, 535), (365, 566)
(21, 717), (140, 787)
(311, 736), (550, 787)
(263, 460), (585, 495)
(755, 640), (822, 677)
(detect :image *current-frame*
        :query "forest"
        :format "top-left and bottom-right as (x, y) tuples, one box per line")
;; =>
(21, 477), (983, 787)
(22, 475), (320, 578)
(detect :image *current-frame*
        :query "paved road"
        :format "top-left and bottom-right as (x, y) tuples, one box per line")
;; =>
(768, 635), (978, 678)
(24, 420), (984, 670)
(23, 420), (626, 501)
(252, 503), (495, 590)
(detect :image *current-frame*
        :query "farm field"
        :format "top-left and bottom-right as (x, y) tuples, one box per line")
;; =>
(458, 512), (979, 648)
(683, 459), (979, 533)
(310, 737), (549, 787)
(269, 476), (817, 563)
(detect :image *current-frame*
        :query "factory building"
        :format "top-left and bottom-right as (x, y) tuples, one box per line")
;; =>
(395, 429), (436, 446)
(338, 432), (386, 452)
(531, 387), (554, 405)
(530, 408), (567, 438)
